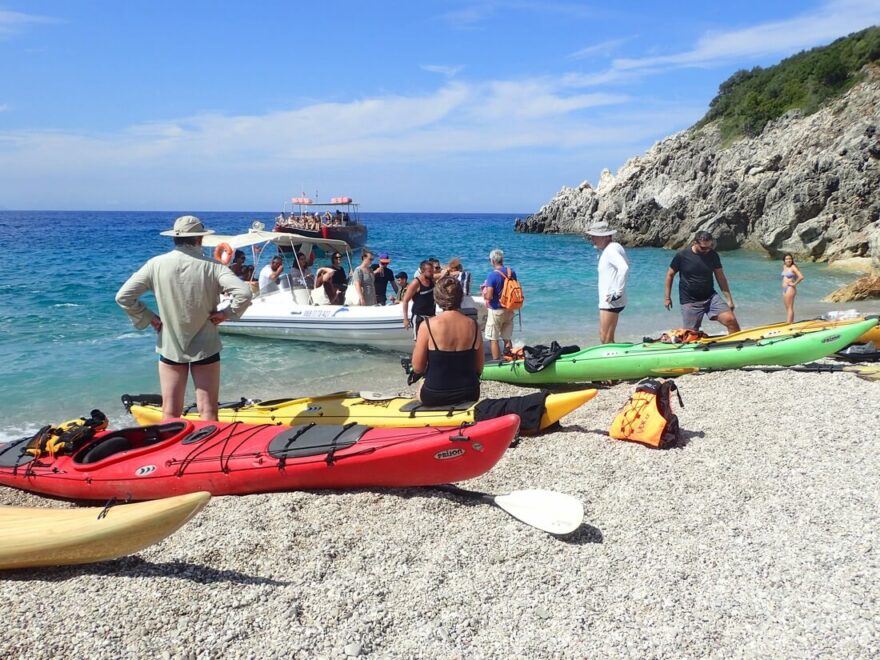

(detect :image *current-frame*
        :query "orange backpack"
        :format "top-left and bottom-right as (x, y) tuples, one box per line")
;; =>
(609, 379), (683, 449)
(498, 268), (524, 310)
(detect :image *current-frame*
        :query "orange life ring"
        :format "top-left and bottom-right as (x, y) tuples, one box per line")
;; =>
(214, 242), (233, 265)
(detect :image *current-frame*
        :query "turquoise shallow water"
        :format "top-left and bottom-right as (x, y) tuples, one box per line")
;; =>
(0, 210), (875, 440)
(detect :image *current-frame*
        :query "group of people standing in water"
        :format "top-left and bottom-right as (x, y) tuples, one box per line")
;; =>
(587, 223), (807, 343)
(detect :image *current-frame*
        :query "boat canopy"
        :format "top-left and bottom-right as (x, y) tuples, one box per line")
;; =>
(203, 230), (351, 255)
(290, 196), (355, 206)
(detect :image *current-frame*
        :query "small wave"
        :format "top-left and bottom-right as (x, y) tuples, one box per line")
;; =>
(51, 303), (82, 308)
(116, 332), (145, 340)
(0, 424), (40, 443)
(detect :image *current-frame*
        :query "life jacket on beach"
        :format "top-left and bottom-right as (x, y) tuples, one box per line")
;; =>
(24, 410), (108, 459)
(658, 328), (708, 344)
(503, 346), (525, 362)
(609, 379), (683, 449)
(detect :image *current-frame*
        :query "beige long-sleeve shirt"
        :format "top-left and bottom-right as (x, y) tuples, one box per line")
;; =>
(116, 244), (252, 362)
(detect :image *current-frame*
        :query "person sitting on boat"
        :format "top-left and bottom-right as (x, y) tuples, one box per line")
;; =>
(402, 259), (436, 337)
(314, 251), (347, 304)
(353, 249), (377, 306)
(444, 257), (471, 296)
(335, 210), (344, 225)
(410, 276), (483, 406)
(230, 250), (254, 281)
(258, 255), (286, 294)
(289, 251), (315, 289)
(391, 272), (408, 303)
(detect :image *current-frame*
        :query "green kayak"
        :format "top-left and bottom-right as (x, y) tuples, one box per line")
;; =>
(481, 318), (879, 386)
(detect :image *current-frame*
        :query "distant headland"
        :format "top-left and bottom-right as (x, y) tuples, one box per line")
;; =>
(515, 26), (880, 274)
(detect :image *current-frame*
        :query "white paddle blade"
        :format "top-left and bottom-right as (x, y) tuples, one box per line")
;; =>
(493, 489), (584, 535)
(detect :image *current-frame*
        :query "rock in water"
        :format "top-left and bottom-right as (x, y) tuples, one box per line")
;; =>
(824, 273), (880, 302)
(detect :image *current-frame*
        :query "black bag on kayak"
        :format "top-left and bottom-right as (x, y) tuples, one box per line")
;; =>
(523, 342), (580, 373)
(474, 391), (549, 435)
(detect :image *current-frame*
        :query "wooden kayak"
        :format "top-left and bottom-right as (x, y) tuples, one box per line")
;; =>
(0, 492), (210, 570)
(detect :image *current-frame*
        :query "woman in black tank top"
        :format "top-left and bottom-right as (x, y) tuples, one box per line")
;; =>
(411, 276), (484, 405)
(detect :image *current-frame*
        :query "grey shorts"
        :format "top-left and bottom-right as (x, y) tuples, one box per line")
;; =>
(681, 294), (730, 330)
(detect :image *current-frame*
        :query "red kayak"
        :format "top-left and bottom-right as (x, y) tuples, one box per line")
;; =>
(0, 415), (519, 501)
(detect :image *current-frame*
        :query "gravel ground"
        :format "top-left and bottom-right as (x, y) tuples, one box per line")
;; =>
(1, 368), (878, 658)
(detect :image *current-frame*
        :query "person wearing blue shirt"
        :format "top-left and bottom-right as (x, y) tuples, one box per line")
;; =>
(481, 248), (517, 359)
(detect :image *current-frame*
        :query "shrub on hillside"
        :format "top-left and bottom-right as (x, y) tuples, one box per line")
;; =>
(697, 26), (880, 140)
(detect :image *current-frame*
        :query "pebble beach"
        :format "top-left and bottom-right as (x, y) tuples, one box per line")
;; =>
(2, 368), (878, 658)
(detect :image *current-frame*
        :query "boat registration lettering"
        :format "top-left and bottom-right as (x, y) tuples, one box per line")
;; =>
(135, 465), (157, 477)
(434, 448), (465, 460)
(302, 309), (337, 319)
(822, 334), (841, 343)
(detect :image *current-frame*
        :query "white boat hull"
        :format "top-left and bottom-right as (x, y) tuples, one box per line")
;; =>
(219, 291), (487, 353)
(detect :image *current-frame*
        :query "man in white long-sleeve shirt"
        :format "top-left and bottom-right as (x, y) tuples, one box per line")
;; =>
(586, 221), (630, 344)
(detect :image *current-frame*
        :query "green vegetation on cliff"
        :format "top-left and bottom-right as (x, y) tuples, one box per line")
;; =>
(699, 26), (880, 140)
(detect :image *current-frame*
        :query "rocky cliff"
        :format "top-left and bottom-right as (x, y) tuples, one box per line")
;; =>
(515, 65), (880, 264)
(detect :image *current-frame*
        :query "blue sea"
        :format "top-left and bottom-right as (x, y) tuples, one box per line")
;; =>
(0, 210), (875, 440)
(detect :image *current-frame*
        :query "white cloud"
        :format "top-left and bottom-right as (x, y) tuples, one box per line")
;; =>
(612, 0), (880, 72)
(0, 9), (59, 36)
(0, 73), (637, 181)
(421, 64), (464, 78)
(438, 1), (591, 29)
(568, 36), (635, 60)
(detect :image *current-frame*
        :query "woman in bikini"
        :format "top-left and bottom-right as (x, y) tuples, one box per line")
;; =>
(411, 276), (484, 405)
(781, 253), (805, 323)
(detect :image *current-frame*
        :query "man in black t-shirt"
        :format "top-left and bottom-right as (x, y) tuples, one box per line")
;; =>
(664, 231), (740, 332)
(371, 252), (398, 305)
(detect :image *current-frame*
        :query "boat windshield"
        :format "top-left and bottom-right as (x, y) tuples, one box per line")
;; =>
(203, 230), (354, 302)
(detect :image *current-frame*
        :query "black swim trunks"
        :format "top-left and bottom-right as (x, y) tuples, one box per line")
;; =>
(159, 353), (220, 366)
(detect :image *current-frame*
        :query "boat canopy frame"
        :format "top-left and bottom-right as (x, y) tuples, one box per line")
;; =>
(203, 230), (355, 295)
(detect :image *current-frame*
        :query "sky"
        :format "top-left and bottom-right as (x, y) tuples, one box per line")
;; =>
(1, 1), (878, 212)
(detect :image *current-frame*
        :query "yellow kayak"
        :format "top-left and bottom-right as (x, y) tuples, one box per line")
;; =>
(0, 492), (210, 570)
(700, 316), (880, 344)
(124, 389), (598, 432)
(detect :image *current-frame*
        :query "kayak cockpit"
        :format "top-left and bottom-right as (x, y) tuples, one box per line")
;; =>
(74, 422), (190, 465)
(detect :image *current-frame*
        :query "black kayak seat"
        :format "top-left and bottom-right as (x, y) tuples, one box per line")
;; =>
(398, 400), (477, 414)
(75, 422), (186, 464)
(267, 424), (369, 459)
(78, 436), (132, 464)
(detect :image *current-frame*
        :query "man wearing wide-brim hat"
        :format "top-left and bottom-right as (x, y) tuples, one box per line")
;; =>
(116, 215), (252, 420)
(586, 221), (630, 344)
